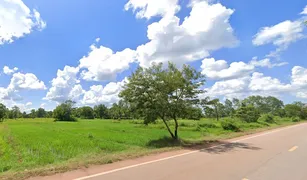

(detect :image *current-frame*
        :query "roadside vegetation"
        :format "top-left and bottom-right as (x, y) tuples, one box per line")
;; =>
(0, 62), (306, 179)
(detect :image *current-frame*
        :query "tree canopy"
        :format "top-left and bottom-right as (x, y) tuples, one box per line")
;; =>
(120, 62), (205, 139)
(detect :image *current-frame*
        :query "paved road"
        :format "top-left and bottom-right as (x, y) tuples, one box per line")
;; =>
(75, 123), (307, 180)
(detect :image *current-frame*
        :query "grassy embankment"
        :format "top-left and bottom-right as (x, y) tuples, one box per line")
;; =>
(0, 117), (300, 179)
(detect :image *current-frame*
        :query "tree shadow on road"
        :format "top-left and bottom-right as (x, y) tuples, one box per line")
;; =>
(146, 137), (261, 154)
(199, 142), (261, 154)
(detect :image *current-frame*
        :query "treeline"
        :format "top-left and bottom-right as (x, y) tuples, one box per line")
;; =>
(201, 96), (307, 121)
(0, 105), (53, 121)
(0, 96), (306, 123)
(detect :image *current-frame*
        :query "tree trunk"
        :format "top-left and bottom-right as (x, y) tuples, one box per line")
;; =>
(215, 106), (219, 121)
(162, 118), (176, 139)
(174, 117), (179, 139)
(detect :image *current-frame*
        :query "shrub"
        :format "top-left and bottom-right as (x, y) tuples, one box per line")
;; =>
(221, 119), (240, 132)
(258, 114), (275, 124)
(292, 117), (300, 122)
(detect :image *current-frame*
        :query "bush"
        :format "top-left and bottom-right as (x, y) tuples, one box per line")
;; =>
(258, 114), (275, 124)
(221, 119), (240, 132)
(292, 117), (300, 122)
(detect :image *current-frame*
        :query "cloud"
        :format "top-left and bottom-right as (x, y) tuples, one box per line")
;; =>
(252, 19), (305, 58)
(201, 57), (287, 80)
(135, 1), (238, 67)
(0, 71), (46, 105)
(81, 78), (127, 107)
(3, 66), (18, 75)
(0, 0), (46, 45)
(205, 77), (250, 99)
(249, 72), (291, 92)
(45, 66), (83, 103)
(252, 20), (304, 47)
(201, 58), (254, 80)
(300, 5), (307, 15)
(249, 58), (288, 68)
(125, 0), (180, 19)
(8, 72), (46, 90)
(79, 44), (136, 82)
(204, 65), (307, 99)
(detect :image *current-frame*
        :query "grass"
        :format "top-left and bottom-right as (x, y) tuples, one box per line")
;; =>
(0, 117), (300, 179)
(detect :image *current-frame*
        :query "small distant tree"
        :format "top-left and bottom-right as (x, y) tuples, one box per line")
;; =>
(30, 109), (36, 119)
(53, 100), (77, 122)
(79, 106), (95, 119)
(0, 103), (7, 122)
(120, 62), (205, 140)
(224, 99), (235, 117)
(12, 106), (21, 119)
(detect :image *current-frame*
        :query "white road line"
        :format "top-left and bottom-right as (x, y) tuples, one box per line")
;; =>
(75, 123), (306, 180)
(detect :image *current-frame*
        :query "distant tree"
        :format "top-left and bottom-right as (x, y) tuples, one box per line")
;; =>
(30, 109), (36, 119)
(37, 108), (47, 118)
(53, 100), (77, 122)
(202, 98), (221, 121)
(12, 106), (21, 119)
(203, 106), (215, 118)
(22, 111), (28, 118)
(224, 99), (235, 116)
(94, 104), (109, 119)
(232, 98), (241, 110)
(120, 62), (205, 139)
(242, 96), (283, 115)
(285, 102), (307, 119)
(235, 104), (260, 123)
(79, 106), (95, 119)
(0, 103), (7, 122)
(46, 111), (53, 118)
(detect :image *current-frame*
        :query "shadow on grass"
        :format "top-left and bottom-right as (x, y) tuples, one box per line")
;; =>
(146, 137), (261, 154)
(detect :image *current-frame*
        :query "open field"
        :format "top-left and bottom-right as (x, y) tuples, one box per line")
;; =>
(0, 118), (299, 179)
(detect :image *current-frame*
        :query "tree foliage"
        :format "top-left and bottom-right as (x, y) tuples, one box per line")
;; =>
(0, 103), (7, 122)
(120, 62), (205, 139)
(235, 104), (260, 123)
(79, 106), (95, 119)
(53, 100), (77, 122)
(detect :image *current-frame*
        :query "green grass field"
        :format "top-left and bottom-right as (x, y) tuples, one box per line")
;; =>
(0, 118), (297, 179)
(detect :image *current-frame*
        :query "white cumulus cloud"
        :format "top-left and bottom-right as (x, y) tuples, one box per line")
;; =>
(45, 66), (83, 103)
(81, 78), (127, 107)
(125, 0), (180, 19)
(135, 1), (238, 67)
(3, 66), (18, 75)
(79, 44), (136, 82)
(0, 0), (46, 45)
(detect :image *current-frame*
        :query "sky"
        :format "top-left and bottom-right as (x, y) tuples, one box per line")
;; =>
(0, 0), (307, 112)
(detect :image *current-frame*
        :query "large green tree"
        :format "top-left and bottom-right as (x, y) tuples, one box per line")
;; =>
(120, 62), (205, 139)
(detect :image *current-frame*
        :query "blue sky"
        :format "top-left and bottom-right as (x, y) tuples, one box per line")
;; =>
(0, 0), (307, 112)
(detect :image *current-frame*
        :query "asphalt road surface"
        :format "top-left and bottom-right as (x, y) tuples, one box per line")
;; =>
(74, 123), (307, 180)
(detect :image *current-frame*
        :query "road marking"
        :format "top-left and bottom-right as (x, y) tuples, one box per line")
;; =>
(288, 146), (298, 152)
(75, 123), (306, 180)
